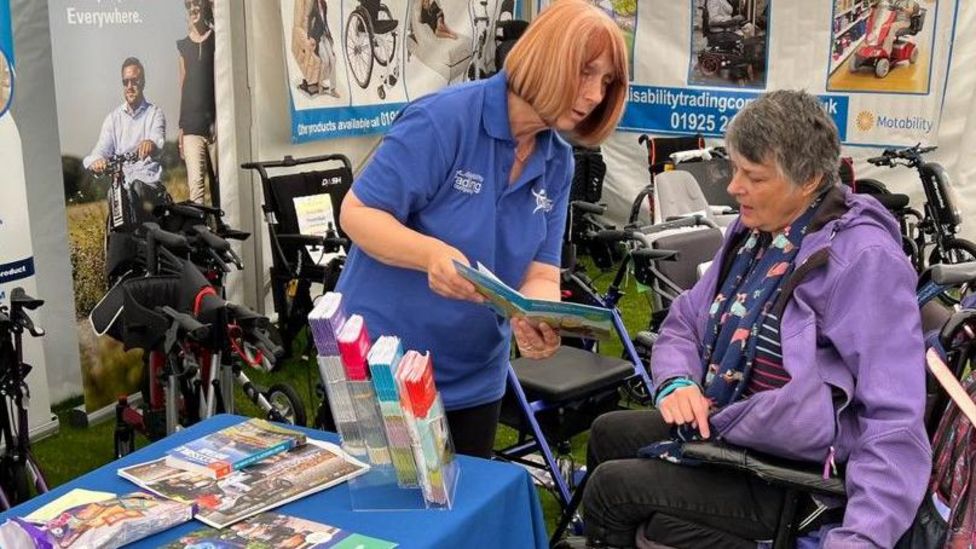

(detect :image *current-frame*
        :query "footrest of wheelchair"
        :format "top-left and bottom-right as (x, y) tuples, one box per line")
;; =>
(681, 440), (847, 497)
(513, 346), (635, 402)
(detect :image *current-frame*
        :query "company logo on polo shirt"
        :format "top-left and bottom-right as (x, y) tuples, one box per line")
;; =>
(532, 187), (553, 214)
(453, 170), (483, 195)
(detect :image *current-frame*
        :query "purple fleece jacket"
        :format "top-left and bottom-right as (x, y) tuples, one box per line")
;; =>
(651, 186), (931, 548)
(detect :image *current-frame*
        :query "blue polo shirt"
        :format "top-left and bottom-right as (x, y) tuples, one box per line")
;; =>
(335, 72), (573, 410)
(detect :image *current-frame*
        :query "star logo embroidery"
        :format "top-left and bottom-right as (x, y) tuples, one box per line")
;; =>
(532, 187), (553, 214)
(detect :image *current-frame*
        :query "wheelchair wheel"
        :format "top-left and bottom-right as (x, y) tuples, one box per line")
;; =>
(374, 6), (398, 68)
(698, 52), (721, 76)
(345, 9), (374, 89)
(266, 383), (307, 427)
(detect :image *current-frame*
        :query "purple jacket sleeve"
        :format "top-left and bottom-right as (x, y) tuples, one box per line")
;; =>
(821, 245), (931, 548)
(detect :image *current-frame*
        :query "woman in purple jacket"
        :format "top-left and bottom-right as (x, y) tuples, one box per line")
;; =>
(579, 90), (931, 548)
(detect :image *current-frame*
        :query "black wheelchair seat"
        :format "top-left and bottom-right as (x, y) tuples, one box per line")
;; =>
(707, 31), (741, 50)
(373, 18), (398, 34)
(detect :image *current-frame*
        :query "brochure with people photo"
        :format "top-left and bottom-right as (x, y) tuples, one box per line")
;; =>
(17, 492), (194, 549)
(453, 261), (614, 341)
(118, 440), (368, 529)
(161, 511), (398, 549)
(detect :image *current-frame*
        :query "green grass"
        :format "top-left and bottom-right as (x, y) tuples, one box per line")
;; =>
(29, 258), (653, 536)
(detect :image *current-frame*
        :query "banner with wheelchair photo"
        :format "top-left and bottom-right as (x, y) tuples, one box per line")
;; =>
(538, 0), (958, 148)
(280, 0), (520, 143)
(47, 0), (221, 413)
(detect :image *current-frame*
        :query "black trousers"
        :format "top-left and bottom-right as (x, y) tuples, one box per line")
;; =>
(445, 398), (502, 459)
(583, 410), (785, 548)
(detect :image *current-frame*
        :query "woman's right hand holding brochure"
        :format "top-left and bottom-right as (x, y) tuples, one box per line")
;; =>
(426, 243), (485, 304)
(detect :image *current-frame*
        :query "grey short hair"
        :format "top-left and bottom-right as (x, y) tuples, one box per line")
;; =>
(726, 90), (841, 191)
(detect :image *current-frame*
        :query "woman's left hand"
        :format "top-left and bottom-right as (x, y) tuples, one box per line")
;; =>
(512, 317), (560, 360)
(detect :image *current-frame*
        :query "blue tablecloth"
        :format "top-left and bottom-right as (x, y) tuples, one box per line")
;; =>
(0, 414), (548, 548)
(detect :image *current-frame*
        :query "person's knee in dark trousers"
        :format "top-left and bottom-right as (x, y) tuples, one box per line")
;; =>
(581, 461), (643, 548)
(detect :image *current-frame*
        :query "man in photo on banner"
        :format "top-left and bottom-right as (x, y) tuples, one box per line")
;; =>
(83, 57), (166, 189)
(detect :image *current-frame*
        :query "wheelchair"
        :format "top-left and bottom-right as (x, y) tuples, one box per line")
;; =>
(553, 263), (976, 548)
(241, 154), (352, 360)
(697, 4), (764, 80)
(344, 0), (400, 99)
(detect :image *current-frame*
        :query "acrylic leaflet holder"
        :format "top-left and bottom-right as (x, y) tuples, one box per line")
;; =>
(345, 396), (459, 510)
(317, 355), (365, 456)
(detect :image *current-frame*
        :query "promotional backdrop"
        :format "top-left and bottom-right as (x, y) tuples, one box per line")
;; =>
(540, 0), (956, 148)
(0, 0), (54, 432)
(48, 0), (217, 412)
(282, 0), (521, 142)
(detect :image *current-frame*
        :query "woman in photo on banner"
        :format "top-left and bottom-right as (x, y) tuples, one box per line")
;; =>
(334, 0), (628, 458)
(177, 0), (218, 205)
(308, 0), (340, 98)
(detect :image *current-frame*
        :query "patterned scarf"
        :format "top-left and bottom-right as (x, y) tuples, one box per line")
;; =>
(640, 194), (824, 461)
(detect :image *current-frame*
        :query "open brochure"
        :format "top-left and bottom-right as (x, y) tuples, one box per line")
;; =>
(161, 511), (397, 548)
(454, 261), (614, 341)
(118, 439), (368, 529)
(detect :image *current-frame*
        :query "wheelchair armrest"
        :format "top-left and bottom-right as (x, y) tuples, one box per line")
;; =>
(632, 248), (679, 262)
(218, 227), (251, 241)
(681, 440), (847, 498)
(277, 233), (326, 247)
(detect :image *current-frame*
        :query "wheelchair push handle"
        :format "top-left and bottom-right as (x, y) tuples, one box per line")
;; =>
(593, 229), (636, 244)
(191, 225), (231, 252)
(6, 288), (44, 338)
(142, 222), (191, 251)
(241, 153), (353, 172)
(570, 200), (606, 216)
(158, 305), (209, 341)
(632, 247), (680, 262)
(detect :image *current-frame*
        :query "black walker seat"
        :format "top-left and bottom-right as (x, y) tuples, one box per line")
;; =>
(242, 154), (353, 355)
(510, 347), (635, 403)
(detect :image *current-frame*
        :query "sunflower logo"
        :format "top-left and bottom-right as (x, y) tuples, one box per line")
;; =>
(856, 110), (875, 132)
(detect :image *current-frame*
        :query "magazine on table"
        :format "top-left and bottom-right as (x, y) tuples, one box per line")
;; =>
(160, 511), (398, 548)
(165, 418), (307, 479)
(5, 492), (194, 549)
(119, 439), (368, 529)
(453, 260), (614, 341)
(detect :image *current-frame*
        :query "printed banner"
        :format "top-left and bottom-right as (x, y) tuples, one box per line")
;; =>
(539, 0), (957, 147)
(1, 0), (53, 430)
(281, 0), (520, 143)
(48, 0), (219, 412)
